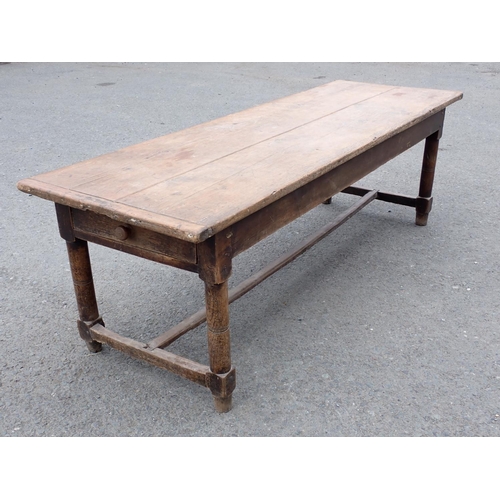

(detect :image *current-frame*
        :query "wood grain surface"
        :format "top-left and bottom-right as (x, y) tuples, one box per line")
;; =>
(17, 80), (462, 242)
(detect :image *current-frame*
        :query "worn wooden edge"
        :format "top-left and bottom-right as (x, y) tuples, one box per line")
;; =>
(148, 190), (378, 350)
(16, 178), (207, 242)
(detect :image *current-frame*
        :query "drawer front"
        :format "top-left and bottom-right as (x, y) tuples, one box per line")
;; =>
(71, 208), (197, 267)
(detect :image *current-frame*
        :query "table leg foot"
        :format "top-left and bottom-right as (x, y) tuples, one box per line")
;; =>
(322, 197), (332, 205)
(206, 366), (236, 413)
(85, 339), (103, 353)
(415, 215), (427, 226)
(415, 196), (433, 226)
(78, 318), (104, 353)
(213, 394), (233, 413)
(415, 212), (429, 226)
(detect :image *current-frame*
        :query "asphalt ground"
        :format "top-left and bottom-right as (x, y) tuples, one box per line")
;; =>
(1, 62), (499, 437)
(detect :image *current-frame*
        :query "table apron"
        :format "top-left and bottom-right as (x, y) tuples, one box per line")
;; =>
(57, 206), (199, 273)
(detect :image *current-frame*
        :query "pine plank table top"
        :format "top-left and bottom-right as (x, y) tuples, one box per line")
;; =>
(17, 80), (463, 412)
(17, 80), (462, 243)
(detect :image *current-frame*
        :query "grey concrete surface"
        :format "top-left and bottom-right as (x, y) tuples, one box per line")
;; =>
(1, 62), (499, 436)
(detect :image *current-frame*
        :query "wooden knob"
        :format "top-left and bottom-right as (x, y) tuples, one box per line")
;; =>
(114, 225), (130, 240)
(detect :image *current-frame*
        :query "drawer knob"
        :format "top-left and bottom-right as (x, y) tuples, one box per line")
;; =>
(114, 225), (130, 241)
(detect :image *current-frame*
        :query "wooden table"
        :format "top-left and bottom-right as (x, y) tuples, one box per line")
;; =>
(17, 80), (462, 412)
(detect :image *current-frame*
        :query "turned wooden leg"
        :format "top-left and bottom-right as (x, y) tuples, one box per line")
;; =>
(205, 280), (234, 412)
(416, 131), (440, 226)
(66, 239), (103, 353)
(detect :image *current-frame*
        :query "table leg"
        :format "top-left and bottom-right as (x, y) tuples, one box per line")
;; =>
(66, 239), (103, 353)
(205, 280), (234, 412)
(416, 130), (440, 226)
